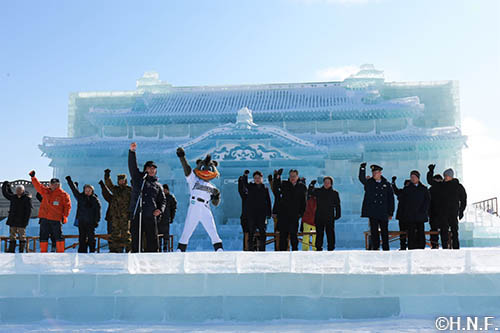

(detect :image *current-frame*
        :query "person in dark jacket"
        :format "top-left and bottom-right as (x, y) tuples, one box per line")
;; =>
(129, 142), (166, 253)
(359, 163), (395, 251)
(427, 173), (446, 249)
(427, 165), (467, 249)
(392, 177), (411, 250)
(158, 184), (177, 252)
(308, 176), (341, 251)
(392, 171), (430, 250)
(239, 170), (272, 251)
(273, 169), (307, 251)
(1, 181), (32, 253)
(238, 170), (250, 250)
(98, 180), (113, 234)
(66, 177), (101, 253)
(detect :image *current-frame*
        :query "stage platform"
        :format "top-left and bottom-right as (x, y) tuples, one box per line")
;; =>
(0, 249), (499, 323)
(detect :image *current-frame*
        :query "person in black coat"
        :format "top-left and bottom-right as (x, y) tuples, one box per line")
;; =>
(427, 165), (467, 249)
(158, 184), (177, 252)
(66, 177), (101, 253)
(392, 177), (411, 250)
(308, 177), (341, 251)
(98, 180), (113, 235)
(427, 173), (446, 249)
(273, 169), (307, 251)
(392, 171), (430, 250)
(239, 170), (272, 251)
(238, 170), (250, 250)
(359, 163), (395, 251)
(1, 181), (32, 253)
(128, 142), (166, 253)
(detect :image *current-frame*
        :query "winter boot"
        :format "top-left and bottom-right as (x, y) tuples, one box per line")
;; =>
(19, 241), (26, 253)
(7, 240), (16, 253)
(213, 242), (223, 252)
(56, 240), (65, 253)
(176, 243), (187, 252)
(40, 241), (49, 253)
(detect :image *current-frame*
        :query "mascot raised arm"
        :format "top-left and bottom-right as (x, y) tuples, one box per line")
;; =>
(176, 147), (223, 252)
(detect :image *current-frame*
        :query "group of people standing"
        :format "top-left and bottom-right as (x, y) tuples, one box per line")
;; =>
(359, 163), (466, 251)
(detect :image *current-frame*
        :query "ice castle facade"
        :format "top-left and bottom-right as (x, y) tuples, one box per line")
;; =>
(39, 64), (467, 249)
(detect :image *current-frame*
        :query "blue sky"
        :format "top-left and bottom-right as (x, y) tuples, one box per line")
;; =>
(0, 0), (499, 201)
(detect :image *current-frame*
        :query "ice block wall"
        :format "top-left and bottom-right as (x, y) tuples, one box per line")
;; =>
(0, 250), (499, 323)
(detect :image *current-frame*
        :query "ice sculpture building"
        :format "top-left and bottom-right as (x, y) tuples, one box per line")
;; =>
(39, 65), (466, 249)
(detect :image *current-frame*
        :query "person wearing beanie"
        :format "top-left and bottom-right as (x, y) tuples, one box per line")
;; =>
(129, 142), (166, 252)
(158, 183), (177, 252)
(391, 177), (411, 250)
(427, 173), (446, 249)
(104, 169), (132, 253)
(393, 171), (430, 250)
(427, 165), (467, 249)
(358, 163), (395, 251)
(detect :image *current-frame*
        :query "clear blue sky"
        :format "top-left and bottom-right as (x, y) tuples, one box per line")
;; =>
(0, 0), (499, 201)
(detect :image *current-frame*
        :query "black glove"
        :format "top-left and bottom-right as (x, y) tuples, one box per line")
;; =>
(98, 180), (105, 186)
(2, 180), (8, 187)
(391, 176), (397, 183)
(176, 147), (185, 157)
(277, 168), (283, 176)
(244, 170), (250, 175)
(267, 175), (273, 183)
(104, 168), (111, 174)
(428, 164), (435, 171)
(211, 188), (220, 201)
(74, 182), (79, 188)
(360, 162), (367, 169)
(310, 180), (317, 186)
(29, 170), (35, 177)
(65, 176), (72, 182)
(459, 211), (464, 220)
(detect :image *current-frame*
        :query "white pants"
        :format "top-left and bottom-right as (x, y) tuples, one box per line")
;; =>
(179, 200), (222, 245)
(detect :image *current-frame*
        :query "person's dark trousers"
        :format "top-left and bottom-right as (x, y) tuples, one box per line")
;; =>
(315, 218), (335, 251)
(78, 220), (96, 253)
(247, 216), (267, 251)
(398, 220), (408, 250)
(40, 218), (63, 242)
(429, 217), (441, 249)
(158, 222), (170, 252)
(447, 215), (460, 249)
(369, 218), (389, 251)
(131, 215), (159, 253)
(407, 222), (425, 250)
(278, 216), (299, 251)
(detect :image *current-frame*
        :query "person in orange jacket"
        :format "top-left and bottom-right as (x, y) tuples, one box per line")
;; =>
(29, 170), (71, 253)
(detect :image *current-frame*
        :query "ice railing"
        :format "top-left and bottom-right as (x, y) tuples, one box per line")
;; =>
(464, 206), (500, 238)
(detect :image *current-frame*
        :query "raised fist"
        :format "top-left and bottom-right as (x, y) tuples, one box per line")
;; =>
(98, 180), (105, 186)
(2, 180), (9, 187)
(428, 164), (436, 171)
(360, 162), (367, 169)
(309, 180), (317, 186)
(130, 142), (137, 152)
(176, 147), (185, 157)
(277, 168), (283, 176)
(65, 176), (72, 182)
(267, 175), (273, 183)
(244, 170), (250, 175)
(391, 176), (397, 182)
(29, 170), (36, 177)
(104, 169), (111, 174)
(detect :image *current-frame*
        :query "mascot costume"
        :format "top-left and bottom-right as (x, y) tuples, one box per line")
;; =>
(176, 147), (223, 252)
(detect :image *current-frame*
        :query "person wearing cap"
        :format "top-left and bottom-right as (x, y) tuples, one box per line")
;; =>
(66, 176), (101, 253)
(358, 163), (394, 251)
(128, 142), (166, 252)
(104, 169), (132, 253)
(29, 170), (71, 253)
(158, 184), (177, 252)
(238, 170), (251, 250)
(1, 181), (32, 253)
(392, 171), (430, 250)
(427, 165), (467, 249)
(426, 172), (446, 249)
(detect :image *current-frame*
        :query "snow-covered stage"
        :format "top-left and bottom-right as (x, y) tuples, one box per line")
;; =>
(0, 249), (499, 324)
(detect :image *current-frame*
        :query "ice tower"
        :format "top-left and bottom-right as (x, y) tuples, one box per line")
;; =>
(40, 65), (466, 249)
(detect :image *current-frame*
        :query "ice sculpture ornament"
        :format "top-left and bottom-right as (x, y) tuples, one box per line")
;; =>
(176, 147), (224, 252)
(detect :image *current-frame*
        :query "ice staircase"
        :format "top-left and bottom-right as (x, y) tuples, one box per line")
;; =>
(0, 250), (500, 323)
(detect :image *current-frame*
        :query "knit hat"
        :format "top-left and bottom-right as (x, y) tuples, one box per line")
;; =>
(117, 174), (127, 181)
(443, 168), (454, 178)
(410, 170), (420, 179)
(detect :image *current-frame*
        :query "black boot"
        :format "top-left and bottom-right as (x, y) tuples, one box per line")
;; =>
(213, 242), (223, 252)
(19, 241), (26, 253)
(177, 243), (187, 252)
(7, 241), (16, 253)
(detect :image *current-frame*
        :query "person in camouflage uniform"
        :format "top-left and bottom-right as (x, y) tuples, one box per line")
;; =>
(104, 169), (132, 253)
